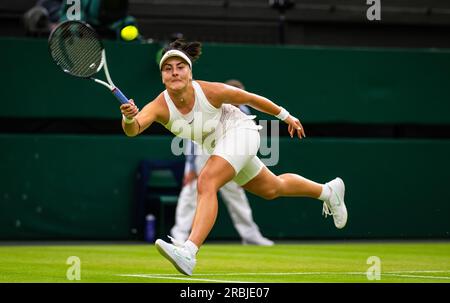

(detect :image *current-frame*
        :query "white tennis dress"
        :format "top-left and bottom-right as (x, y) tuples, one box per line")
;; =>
(163, 81), (265, 185)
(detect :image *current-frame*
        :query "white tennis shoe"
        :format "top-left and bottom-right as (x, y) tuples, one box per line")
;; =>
(155, 238), (196, 276)
(322, 177), (348, 229)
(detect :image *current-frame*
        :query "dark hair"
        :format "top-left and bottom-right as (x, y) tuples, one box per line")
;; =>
(163, 39), (202, 63)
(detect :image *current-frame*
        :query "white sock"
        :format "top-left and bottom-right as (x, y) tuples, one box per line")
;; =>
(184, 240), (199, 255)
(318, 184), (331, 201)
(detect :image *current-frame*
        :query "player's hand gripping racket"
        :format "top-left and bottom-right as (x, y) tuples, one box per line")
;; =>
(48, 20), (129, 104)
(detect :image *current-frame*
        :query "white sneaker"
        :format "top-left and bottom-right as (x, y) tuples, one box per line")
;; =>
(155, 238), (196, 276)
(322, 177), (348, 229)
(242, 236), (274, 246)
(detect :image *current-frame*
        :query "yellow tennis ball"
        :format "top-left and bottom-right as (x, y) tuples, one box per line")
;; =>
(121, 25), (139, 41)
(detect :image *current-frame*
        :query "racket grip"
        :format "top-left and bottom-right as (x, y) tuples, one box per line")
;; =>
(111, 87), (129, 104)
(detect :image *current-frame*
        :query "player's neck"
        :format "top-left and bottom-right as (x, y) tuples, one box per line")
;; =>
(168, 86), (194, 107)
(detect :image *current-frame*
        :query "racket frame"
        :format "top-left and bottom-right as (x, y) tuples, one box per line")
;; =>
(48, 20), (129, 104)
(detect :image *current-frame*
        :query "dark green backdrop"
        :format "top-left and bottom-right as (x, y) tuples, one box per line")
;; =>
(2, 38), (450, 124)
(0, 38), (449, 240)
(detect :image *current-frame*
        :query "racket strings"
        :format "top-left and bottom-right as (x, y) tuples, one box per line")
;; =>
(49, 22), (103, 78)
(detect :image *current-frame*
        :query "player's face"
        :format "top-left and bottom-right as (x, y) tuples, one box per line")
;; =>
(161, 57), (192, 91)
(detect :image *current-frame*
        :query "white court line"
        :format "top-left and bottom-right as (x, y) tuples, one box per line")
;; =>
(383, 273), (450, 280)
(118, 274), (249, 283)
(120, 272), (364, 276)
(388, 270), (450, 274)
(117, 270), (450, 282)
(119, 270), (450, 276)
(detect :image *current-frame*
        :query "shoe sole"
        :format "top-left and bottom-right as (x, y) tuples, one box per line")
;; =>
(332, 178), (348, 229)
(155, 240), (192, 276)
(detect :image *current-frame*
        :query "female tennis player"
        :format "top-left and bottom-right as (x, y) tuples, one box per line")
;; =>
(120, 39), (347, 276)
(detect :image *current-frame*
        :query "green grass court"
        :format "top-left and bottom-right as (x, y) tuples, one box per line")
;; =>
(0, 241), (449, 283)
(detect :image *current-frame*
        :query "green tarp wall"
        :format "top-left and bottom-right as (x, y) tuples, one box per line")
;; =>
(0, 38), (449, 240)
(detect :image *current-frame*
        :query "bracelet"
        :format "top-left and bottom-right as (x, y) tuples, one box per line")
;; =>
(122, 115), (135, 124)
(275, 107), (290, 121)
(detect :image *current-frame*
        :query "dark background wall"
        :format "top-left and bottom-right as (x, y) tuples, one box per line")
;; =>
(0, 37), (449, 240)
(2, 38), (450, 124)
(2, 134), (448, 240)
(2, 0), (450, 48)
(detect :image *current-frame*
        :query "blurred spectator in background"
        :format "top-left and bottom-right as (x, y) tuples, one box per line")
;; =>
(170, 79), (274, 246)
(24, 0), (141, 42)
(24, 0), (62, 36)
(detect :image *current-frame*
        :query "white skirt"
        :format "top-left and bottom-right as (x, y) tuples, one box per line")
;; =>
(211, 126), (265, 186)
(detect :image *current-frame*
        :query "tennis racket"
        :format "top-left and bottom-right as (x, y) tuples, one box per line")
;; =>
(48, 20), (129, 104)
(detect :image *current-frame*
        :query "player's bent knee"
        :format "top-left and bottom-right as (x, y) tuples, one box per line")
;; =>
(197, 172), (218, 195)
(259, 187), (279, 200)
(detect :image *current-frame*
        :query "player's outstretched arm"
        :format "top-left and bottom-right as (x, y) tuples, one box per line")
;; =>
(120, 94), (166, 137)
(201, 81), (306, 139)
(121, 99), (140, 137)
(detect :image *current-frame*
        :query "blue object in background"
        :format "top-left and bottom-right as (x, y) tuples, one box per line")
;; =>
(145, 214), (156, 243)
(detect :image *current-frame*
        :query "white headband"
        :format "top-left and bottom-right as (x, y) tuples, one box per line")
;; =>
(159, 49), (192, 70)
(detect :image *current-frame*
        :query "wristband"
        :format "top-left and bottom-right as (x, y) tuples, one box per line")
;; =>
(122, 115), (135, 124)
(275, 107), (290, 121)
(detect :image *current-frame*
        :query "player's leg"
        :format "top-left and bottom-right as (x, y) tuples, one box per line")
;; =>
(155, 155), (235, 276)
(219, 182), (273, 246)
(242, 166), (323, 200)
(170, 150), (209, 242)
(188, 155), (236, 247)
(170, 182), (198, 242)
(241, 164), (347, 229)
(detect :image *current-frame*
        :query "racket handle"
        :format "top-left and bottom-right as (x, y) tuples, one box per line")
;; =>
(111, 87), (129, 104)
